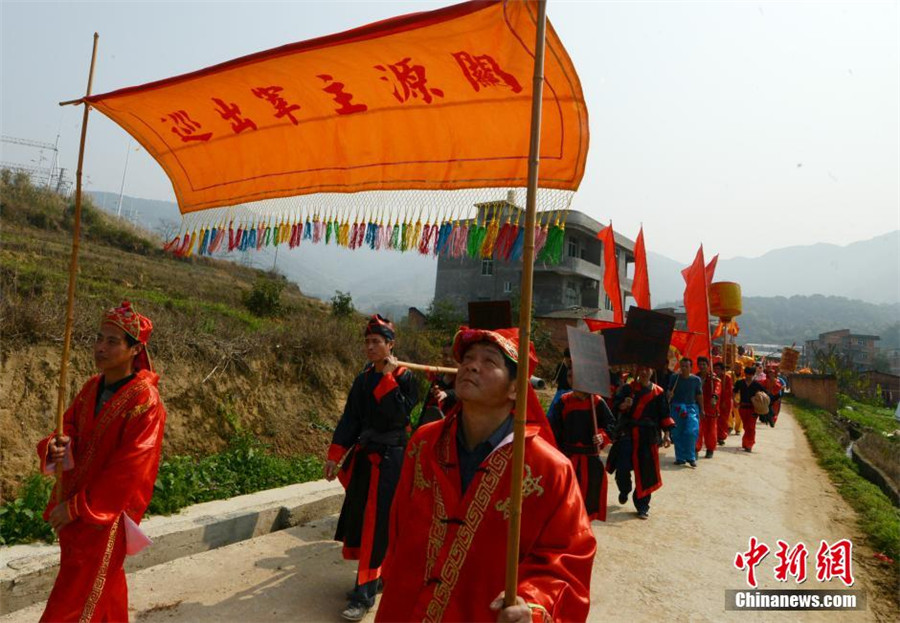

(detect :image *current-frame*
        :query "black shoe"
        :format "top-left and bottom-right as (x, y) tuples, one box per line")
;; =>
(689, 460), (697, 468)
(637, 510), (649, 520)
(341, 602), (370, 622)
(674, 460), (686, 465)
(705, 450), (714, 459)
(618, 491), (628, 505)
(717, 439), (725, 446)
(743, 447), (752, 453)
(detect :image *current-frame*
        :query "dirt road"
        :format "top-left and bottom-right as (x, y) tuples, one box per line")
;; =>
(3, 404), (896, 622)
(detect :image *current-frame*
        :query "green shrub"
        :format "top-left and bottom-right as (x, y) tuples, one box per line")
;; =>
(331, 290), (355, 318)
(0, 474), (55, 545)
(148, 433), (322, 515)
(243, 276), (285, 317)
(0, 435), (323, 544)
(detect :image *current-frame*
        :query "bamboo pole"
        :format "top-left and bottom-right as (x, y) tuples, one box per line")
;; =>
(505, 0), (548, 609)
(394, 360), (456, 376)
(54, 33), (99, 499)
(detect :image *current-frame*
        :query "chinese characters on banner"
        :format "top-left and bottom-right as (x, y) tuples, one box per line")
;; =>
(86, 0), (590, 212)
(734, 538), (854, 588)
(161, 53), (509, 144)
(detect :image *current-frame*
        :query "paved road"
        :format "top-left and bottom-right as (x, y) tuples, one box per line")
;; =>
(3, 404), (896, 622)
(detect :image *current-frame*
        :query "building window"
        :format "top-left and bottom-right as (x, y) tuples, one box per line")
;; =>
(567, 237), (577, 258)
(481, 259), (493, 276)
(580, 248), (586, 260)
(564, 283), (580, 307)
(604, 294), (612, 310)
(503, 281), (512, 293)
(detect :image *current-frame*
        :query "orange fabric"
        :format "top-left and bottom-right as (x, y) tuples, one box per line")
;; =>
(86, 0), (588, 212)
(631, 226), (650, 309)
(596, 224), (623, 324)
(680, 247), (712, 371)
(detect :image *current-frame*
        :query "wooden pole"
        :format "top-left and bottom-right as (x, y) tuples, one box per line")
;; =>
(505, 0), (548, 608)
(394, 360), (456, 376)
(55, 33), (99, 498)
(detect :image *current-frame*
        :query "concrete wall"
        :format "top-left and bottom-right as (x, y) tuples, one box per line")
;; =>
(789, 374), (838, 413)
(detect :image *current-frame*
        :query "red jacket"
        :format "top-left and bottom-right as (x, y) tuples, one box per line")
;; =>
(376, 412), (595, 622)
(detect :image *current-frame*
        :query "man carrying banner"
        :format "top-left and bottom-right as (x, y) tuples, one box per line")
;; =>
(547, 367), (616, 521)
(325, 314), (419, 621)
(714, 361), (734, 445)
(376, 327), (595, 623)
(694, 356), (722, 459)
(608, 366), (673, 519)
(666, 357), (703, 467)
(37, 301), (166, 623)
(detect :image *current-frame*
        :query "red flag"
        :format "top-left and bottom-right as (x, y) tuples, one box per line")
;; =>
(631, 226), (651, 309)
(582, 318), (623, 333)
(680, 246), (712, 370)
(596, 224), (624, 324)
(705, 253), (719, 286)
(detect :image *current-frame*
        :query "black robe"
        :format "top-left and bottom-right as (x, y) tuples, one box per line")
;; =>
(329, 363), (419, 579)
(607, 382), (674, 498)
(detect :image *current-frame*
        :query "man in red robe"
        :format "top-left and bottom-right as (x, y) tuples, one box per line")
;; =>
(376, 327), (595, 623)
(713, 361), (734, 445)
(38, 301), (166, 622)
(764, 364), (785, 425)
(695, 357), (722, 459)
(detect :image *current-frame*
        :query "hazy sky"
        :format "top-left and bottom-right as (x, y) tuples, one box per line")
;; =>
(2, 0), (898, 263)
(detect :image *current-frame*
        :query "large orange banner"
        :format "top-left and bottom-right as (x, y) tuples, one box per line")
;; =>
(86, 0), (588, 213)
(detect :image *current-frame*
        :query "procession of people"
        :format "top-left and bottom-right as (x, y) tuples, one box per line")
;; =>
(34, 301), (788, 622)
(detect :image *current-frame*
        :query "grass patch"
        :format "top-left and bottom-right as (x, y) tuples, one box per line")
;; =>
(836, 398), (899, 436)
(788, 396), (900, 570)
(0, 433), (323, 545)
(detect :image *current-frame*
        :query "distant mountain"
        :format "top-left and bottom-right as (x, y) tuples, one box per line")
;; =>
(89, 193), (899, 311)
(648, 231), (900, 306)
(732, 295), (900, 347)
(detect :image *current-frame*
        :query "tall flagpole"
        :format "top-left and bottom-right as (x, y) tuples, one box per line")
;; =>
(505, 0), (548, 608)
(55, 33), (99, 499)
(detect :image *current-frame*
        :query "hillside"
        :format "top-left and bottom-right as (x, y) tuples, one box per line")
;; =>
(734, 295), (900, 347)
(1, 173), (436, 499)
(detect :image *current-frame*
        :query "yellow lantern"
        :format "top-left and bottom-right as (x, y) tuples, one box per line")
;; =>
(709, 282), (742, 321)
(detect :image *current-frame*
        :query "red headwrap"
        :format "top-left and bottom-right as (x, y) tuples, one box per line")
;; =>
(451, 326), (554, 446)
(451, 326), (538, 376)
(364, 314), (395, 341)
(101, 300), (154, 372)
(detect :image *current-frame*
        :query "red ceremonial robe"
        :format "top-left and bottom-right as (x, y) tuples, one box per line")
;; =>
(764, 374), (785, 424)
(376, 411), (596, 623)
(547, 393), (614, 521)
(696, 373), (722, 453)
(36, 370), (166, 623)
(717, 373), (734, 442)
